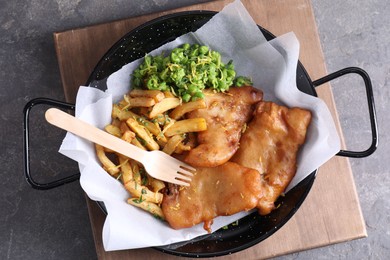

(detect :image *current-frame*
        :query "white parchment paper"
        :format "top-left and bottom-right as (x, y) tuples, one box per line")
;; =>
(59, 0), (340, 251)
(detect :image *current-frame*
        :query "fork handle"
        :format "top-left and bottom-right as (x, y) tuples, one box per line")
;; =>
(45, 108), (146, 163)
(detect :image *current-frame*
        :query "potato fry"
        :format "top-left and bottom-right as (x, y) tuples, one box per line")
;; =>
(129, 160), (142, 184)
(121, 130), (136, 143)
(163, 134), (185, 155)
(95, 144), (119, 176)
(149, 97), (181, 118)
(131, 137), (147, 150)
(118, 156), (133, 184)
(162, 118), (176, 133)
(103, 147), (115, 153)
(112, 104), (137, 121)
(111, 118), (121, 128)
(148, 177), (166, 192)
(174, 132), (197, 153)
(153, 114), (172, 126)
(115, 105), (167, 144)
(127, 198), (165, 220)
(174, 142), (192, 154)
(169, 99), (207, 120)
(119, 121), (130, 133)
(118, 99), (128, 109)
(135, 116), (167, 144)
(164, 118), (207, 137)
(123, 94), (156, 108)
(126, 118), (160, 150)
(129, 89), (165, 102)
(104, 124), (122, 138)
(124, 180), (163, 204)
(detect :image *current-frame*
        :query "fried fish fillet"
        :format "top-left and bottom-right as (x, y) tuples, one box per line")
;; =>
(231, 101), (312, 215)
(184, 86), (263, 167)
(161, 162), (263, 232)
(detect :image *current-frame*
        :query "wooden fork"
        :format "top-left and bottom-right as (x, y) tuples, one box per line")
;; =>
(45, 108), (195, 186)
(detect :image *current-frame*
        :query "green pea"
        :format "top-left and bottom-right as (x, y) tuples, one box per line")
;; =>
(199, 45), (209, 55)
(188, 84), (197, 94)
(170, 52), (180, 63)
(159, 82), (167, 91)
(146, 75), (160, 90)
(182, 93), (191, 102)
(182, 43), (190, 50)
(227, 69), (236, 78)
(194, 91), (204, 98)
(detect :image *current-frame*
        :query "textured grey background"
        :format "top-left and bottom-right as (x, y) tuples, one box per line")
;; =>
(0, 0), (388, 259)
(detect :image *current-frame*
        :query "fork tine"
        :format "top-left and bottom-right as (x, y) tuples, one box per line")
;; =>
(171, 178), (191, 187)
(175, 172), (192, 182)
(178, 168), (195, 177)
(179, 164), (197, 173)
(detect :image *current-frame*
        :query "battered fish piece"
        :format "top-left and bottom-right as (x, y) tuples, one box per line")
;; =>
(231, 101), (311, 215)
(161, 162), (263, 232)
(184, 86), (263, 167)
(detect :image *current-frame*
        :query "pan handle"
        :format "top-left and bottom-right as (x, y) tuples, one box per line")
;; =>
(312, 67), (378, 158)
(23, 98), (79, 190)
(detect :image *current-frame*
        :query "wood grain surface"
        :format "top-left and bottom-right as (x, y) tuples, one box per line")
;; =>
(53, 0), (366, 259)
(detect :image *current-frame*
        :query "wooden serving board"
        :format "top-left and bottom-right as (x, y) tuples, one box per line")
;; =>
(53, 0), (366, 259)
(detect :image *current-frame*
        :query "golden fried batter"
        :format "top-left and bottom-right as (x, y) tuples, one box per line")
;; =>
(231, 101), (312, 215)
(161, 162), (263, 232)
(184, 86), (263, 167)
(162, 101), (311, 232)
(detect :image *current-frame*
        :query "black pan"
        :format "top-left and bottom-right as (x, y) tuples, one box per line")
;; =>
(23, 11), (378, 258)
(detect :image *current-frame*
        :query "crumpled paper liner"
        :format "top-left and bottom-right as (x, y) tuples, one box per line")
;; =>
(59, 0), (340, 251)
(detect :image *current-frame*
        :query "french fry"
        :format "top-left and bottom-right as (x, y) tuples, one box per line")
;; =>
(149, 97), (181, 118)
(95, 144), (119, 176)
(124, 180), (163, 204)
(129, 160), (142, 184)
(123, 94), (156, 107)
(111, 118), (121, 128)
(131, 137), (147, 150)
(137, 107), (150, 118)
(174, 142), (192, 154)
(118, 156), (133, 184)
(169, 99), (207, 120)
(135, 116), (167, 144)
(174, 132), (197, 153)
(121, 130), (136, 143)
(162, 118), (176, 133)
(127, 199), (165, 220)
(164, 118), (207, 137)
(153, 114), (172, 126)
(112, 104), (137, 121)
(148, 177), (166, 192)
(126, 118), (160, 150)
(162, 134), (185, 155)
(129, 89), (165, 102)
(119, 121), (130, 133)
(116, 105), (167, 144)
(118, 99), (128, 109)
(104, 124), (122, 138)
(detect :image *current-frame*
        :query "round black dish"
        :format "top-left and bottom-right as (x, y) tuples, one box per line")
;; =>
(86, 11), (317, 258)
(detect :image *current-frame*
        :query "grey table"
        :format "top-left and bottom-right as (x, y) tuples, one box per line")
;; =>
(1, 0), (388, 259)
